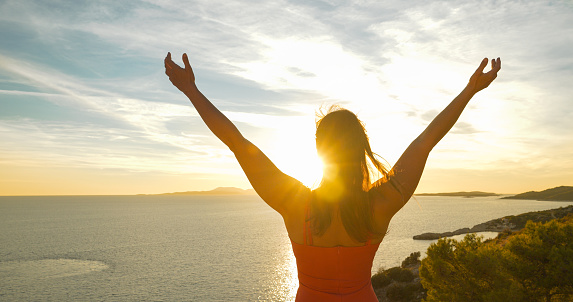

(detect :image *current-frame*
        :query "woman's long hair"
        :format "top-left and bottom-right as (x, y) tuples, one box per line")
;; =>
(311, 106), (399, 243)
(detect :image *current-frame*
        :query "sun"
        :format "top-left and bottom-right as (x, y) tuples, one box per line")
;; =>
(280, 151), (324, 189)
(269, 117), (324, 189)
(271, 135), (324, 189)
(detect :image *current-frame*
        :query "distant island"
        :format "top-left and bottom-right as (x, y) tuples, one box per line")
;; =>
(502, 186), (573, 201)
(140, 187), (257, 196)
(142, 185), (573, 200)
(413, 205), (573, 240)
(415, 191), (499, 197)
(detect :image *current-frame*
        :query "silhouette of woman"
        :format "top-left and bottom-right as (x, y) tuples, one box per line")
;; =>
(164, 53), (501, 301)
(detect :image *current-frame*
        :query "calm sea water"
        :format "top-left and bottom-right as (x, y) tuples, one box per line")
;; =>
(1, 195), (571, 301)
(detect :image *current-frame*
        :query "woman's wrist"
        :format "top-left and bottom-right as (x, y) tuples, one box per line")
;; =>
(462, 84), (477, 97)
(182, 83), (199, 96)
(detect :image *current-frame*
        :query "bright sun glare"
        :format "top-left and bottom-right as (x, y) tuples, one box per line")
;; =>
(280, 151), (324, 189)
(269, 116), (324, 189)
(272, 137), (324, 189)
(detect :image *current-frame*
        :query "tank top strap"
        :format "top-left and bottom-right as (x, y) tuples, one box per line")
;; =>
(304, 197), (313, 246)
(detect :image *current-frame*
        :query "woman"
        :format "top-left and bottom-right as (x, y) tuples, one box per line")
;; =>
(164, 53), (501, 301)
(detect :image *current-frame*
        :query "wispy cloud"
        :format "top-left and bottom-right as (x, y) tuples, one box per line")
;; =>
(0, 51), (312, 179)
(1, 0), (572, 194)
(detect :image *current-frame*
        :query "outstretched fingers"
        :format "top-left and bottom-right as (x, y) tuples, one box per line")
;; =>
(183, 53), (191, 69)
(164, 52), (195, 92)
(494, 57), (501, 71)
(164, 52), (172, 68)
(468, 57), (501, 93)
(182, 53), (196, 83)
(489, 57), (501, 72)
(474, 58), (488, 76)
(164, 52), (174, 75)
(183, 53), (193, 77)
(486, 58), (501, 82)
(165, 52), (186, 75)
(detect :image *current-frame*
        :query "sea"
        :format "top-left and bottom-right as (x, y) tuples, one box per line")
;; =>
(1, 195), (571, 301)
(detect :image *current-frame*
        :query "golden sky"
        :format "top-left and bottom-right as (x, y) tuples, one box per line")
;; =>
(1, 0), (572, 195)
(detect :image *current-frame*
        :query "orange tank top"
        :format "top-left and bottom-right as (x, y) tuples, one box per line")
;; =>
(290, 202), (380, 301)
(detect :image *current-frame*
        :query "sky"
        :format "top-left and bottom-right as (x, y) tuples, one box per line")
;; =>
(0, 0), (572, 195)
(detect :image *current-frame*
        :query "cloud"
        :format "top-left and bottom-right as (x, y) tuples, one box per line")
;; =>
(0, 118), (240, 175)
(451, 122), (480, 135)
(1, 0), (572, 193)
(0, 50), (316, 177)
(0, 52), (278, 175)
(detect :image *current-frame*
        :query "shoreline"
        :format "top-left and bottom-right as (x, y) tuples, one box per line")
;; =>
(413, 205), (573, 240)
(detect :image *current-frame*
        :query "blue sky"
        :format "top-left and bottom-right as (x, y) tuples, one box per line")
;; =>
(1, 0), (572, 195)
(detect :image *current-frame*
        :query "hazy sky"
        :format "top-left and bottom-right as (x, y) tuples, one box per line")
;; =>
(1, 0), (572, 195)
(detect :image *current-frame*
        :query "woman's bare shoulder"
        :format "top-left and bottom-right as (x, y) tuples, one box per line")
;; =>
(370, 181), (402, 203)
(369, 181), (404, 220)
(280, 185), (312, 219)
(281, 187), (312, 241)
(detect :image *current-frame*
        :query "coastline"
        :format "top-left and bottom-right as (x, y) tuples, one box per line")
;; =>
(413, 205), (573, 240)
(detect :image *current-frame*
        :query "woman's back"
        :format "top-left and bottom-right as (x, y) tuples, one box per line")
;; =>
(287, 193), (385, 301)
(291, 239), (380, 301)
(284, 186), (394, 248)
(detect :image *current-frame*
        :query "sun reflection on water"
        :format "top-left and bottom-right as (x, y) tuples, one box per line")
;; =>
(284, 249), (299, 301)
(263, 242), (299, 301)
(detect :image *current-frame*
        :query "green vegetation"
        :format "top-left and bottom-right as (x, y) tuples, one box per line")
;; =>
(420, 214), (573, 302)
(372, 252), (426, 302)
(372, 270), (392, 288)
(385, 267), (416, 283)
(372, 266), (416, 287)
(376, 208), (573, 301)
(503, 186), (573, 201)
(401, 252), (421, 268)
(386, 282), (425, 301)
(502, 205), (572, 229)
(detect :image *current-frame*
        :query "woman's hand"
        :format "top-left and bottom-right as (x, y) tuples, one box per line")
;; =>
(164, 52), (195, 94)
(467, 57), (501, 94)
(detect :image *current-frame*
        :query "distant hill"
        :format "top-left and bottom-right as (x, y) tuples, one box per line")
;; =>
(415, 191), (499, 197)
(142, 187), (256, 196)
(502, 186), (573, 201)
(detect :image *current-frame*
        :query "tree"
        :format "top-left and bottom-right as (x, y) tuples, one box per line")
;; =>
(420, 215), (573, 302)
(501, 219), (573, 301)
(420, 234), (521, 301)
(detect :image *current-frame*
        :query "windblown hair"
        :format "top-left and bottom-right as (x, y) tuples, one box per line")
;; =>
(311, 106), (399, 243)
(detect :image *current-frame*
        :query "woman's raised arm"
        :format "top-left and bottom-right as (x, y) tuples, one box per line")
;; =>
(165, 52), (242, 150)
(164, 53), (309, 214)
(373, 58), (502, 218)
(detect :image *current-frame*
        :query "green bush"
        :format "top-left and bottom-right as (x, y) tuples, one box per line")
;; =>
(420, 217), (573, 302)
(386, 267), (415, 283)
(386, 282), (423, 301)
(401, 251), (421, 268)
(371, 270), (392, 288)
